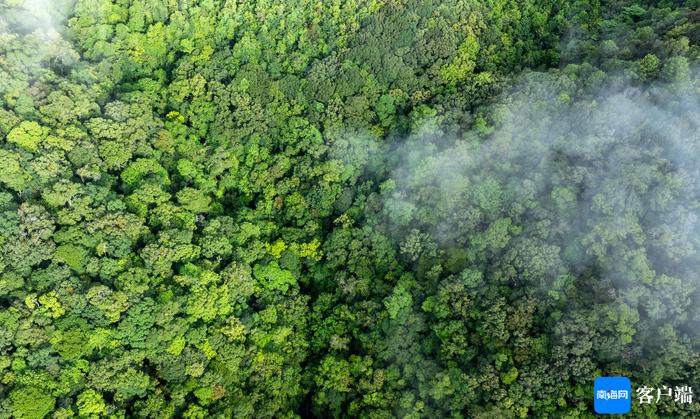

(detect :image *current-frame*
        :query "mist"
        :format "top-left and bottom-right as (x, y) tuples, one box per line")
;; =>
(1, 0), (80, 87)
(376, 71), (700, 377)
(0, 0), (69, 37)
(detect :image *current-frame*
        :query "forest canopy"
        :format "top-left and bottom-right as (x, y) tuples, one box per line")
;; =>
(0, 0), (699, 417)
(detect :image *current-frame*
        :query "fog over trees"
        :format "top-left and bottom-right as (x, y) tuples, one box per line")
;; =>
(0, 0), (698, 417)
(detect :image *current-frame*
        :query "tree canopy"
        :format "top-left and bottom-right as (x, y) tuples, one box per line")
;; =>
(0, 0), (698, 417)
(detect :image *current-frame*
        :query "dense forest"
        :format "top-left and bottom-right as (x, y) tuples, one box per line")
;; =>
(0, 0), (699, 417)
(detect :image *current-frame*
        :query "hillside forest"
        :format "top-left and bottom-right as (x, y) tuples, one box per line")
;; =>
(0, 0), (699, 417)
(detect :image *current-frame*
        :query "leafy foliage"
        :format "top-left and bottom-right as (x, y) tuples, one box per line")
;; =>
(0, 0), (699, 417)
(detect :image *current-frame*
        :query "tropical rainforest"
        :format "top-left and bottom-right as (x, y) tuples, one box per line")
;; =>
(0, 0), (699, 417)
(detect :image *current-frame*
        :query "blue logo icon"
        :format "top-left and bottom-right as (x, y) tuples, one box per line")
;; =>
(594, 377), (632, 414)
